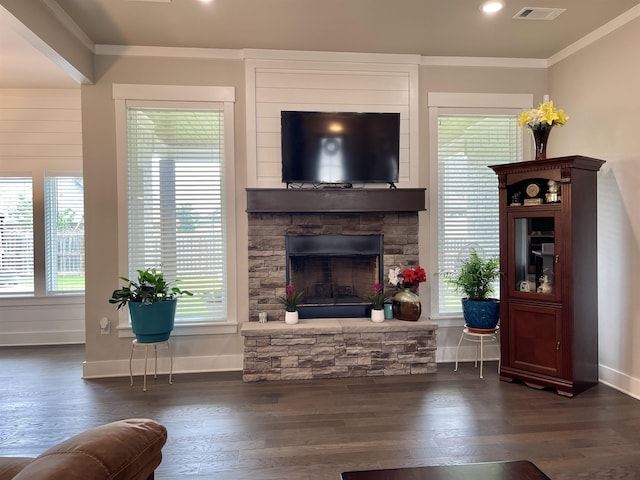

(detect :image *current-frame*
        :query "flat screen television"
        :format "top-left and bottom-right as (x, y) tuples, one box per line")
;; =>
(281, 111), (400, 186)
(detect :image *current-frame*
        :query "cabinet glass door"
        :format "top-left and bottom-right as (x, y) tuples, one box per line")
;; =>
(509, 213), (560, 300)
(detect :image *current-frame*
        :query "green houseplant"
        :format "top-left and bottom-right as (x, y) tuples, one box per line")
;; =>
(445, 250), (501, 332)
(109, 268), (192, 343)
(277, 284), (304, 325)
(362, 282), (391, 322)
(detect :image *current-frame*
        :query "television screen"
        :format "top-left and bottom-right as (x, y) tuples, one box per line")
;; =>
(281, 111), (400, 185)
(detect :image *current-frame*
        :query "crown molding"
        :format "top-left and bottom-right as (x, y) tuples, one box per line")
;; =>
(548, 3), (640, 66)
(421, 56), (546, 68)
(95, 44), (243, 60)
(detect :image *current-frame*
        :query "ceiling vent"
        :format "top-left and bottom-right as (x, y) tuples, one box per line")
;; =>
(513, 7), (566, 20)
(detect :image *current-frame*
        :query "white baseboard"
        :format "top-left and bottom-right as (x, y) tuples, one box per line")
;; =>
(436, 344), (500, 364)
(598, 364), (640, 400)
(82, 353), (243, 379)
(0, 330), (85, 346)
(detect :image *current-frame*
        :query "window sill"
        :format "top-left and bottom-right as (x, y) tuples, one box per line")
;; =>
(427, 314), (465, 328)
(117, 321), (238, 338)
(0, 295), (84, 307)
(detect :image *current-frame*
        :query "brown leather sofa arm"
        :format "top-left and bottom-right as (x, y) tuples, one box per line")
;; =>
(8, 419), (167, 480)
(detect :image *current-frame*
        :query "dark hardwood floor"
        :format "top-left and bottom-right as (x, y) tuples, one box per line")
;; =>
(1, 345), (640, 479)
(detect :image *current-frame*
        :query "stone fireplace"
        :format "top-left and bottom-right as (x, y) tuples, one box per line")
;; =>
(248, 210), (420, 322)
(246, 188), (427, 322)
(242, 188), (437, 382)
(286, 234), (383, 318)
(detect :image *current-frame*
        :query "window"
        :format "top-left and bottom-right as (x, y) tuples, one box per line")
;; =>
(0, 175), (85, 297)
(436, 115), (521, 313)
(45, 175), (85, 294)
(125, 104), (227, 322)
(114, 85), (236, 329)
(0, 177), (34, 294)
(428, 93), (531, 318)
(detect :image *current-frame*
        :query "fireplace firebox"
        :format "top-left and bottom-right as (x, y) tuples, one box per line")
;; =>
(286, 234), (383, 318)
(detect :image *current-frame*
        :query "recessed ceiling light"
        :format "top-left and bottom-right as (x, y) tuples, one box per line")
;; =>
(480, 0), (505, 14)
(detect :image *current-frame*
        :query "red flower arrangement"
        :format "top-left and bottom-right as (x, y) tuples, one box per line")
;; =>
(388, 265), (427, 292)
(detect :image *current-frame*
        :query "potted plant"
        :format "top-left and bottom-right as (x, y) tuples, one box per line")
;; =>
(363, 282), (390, 323)
(445, 250), (501, 332)
(109, 268), (192, 343)
(277, 284), (304, 325)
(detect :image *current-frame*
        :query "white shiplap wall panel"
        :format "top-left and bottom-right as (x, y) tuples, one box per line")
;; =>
(256, 87), (410, 106)
(0, 120), (82, 133)
(256, 131), (280, 149)
(256, 160), (281, 179)
(0, 92), (81, 110)
(257, 103), (410, 118)
(246, 59), (419, 187)
(0, 88), (84, 346)
(0, 108), (80, 122)
(0, 132), (82, 145)
(1, 144), (83, 158)
(256, 71), (410, 91)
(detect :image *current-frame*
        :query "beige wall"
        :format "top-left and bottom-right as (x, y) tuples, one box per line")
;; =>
(549, 17), (640, 397)
(82, 55), (247, 372)
(8, 0), (637, 390)
(418, 65), (548, 360)
(80, 55), (549, 373)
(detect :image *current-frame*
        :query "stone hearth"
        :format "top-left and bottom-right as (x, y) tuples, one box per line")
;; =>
(241, 318), (437, 382)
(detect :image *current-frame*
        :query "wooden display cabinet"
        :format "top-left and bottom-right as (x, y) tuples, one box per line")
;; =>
(490, 156), (605, 397)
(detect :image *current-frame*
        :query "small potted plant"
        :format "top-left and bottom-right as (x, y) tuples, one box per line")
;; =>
(363, 283), (390, 323)
(277, 284), (304, 325)
(109, 268), (192, 343)
(444, 249), (501, 332)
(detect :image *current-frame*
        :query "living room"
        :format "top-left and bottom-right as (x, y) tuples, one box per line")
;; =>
(0, 1), (639, 477)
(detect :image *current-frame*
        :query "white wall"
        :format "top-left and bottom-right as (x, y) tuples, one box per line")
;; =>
(245, 56), (419, 187)
(549, 16), (640, 398)
(0, 88), (84, 345)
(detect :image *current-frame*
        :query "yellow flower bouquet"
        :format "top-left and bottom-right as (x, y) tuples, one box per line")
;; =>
(518, 100), (569, 160)
(517, 100), (569, 128)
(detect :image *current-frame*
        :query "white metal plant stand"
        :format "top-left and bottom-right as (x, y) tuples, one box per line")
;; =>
(129, 339), (173, 391)
(454, 326), (500, 379)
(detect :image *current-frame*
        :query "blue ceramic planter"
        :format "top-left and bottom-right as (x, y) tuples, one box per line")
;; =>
(461, 298), (499, 331)
(128, 300), (177, 343)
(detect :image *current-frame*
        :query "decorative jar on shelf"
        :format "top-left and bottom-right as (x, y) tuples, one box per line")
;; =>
(392, 288), (421, 322)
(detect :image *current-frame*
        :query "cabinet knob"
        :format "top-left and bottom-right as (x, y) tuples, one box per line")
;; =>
(555, 255), (560, 264)
(557, 342), (561, 350)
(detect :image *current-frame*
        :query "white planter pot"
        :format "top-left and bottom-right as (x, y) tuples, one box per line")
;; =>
(371, 309), (385, 323)
(284, 310), (299, 325)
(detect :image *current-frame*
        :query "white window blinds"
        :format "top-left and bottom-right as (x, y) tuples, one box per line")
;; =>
(45, 175), (85, 294)
(436, 114), (521, 314)
(126, 104), (227, 322)
(0, 177), (34, 294)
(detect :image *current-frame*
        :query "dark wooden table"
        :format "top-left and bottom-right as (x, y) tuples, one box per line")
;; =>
(341, 460), (551, 480)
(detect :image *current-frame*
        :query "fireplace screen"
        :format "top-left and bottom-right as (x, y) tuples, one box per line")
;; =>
(286, 234), (383, 318)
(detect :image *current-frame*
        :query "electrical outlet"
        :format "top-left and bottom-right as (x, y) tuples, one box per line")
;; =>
(99, 317), (111, 335)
